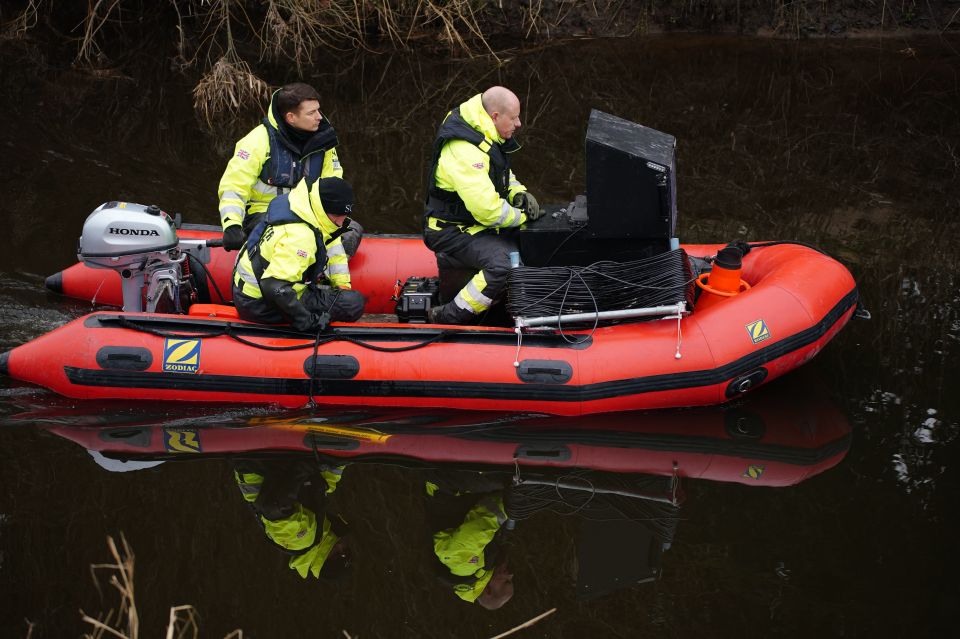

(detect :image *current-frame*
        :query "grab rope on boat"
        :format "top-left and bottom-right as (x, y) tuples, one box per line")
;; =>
(674, 306), (683, 360)
(115, 316), (454, 353)
(306, 313), (326, 407)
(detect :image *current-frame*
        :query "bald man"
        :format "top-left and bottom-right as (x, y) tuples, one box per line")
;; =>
(423, 86), (542, 325)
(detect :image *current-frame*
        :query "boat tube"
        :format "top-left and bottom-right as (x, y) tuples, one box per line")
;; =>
(1, 229), (856, 415)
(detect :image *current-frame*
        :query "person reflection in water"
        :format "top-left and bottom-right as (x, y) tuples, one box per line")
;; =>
(234, 459), (351, 579)
(426, 474), (514, 609)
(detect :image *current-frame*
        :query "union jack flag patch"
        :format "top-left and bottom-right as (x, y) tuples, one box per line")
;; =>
(297, 249), (308, 258)
(236, 149), (250, 160)
(472, 162), (485, 169)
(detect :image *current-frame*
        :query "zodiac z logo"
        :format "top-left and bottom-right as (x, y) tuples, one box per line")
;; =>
(745, 319), (771, 345)
(162, 338), (201, 373)
(742, 464), (765, 480)
(164, 428), (202, 453)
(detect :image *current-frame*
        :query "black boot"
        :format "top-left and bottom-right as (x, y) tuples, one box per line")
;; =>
(428, 302), (477, 326)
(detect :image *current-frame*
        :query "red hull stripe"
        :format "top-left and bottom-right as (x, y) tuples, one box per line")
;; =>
(62, 287), (857, 401)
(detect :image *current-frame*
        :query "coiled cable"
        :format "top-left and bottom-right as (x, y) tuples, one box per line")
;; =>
(506, 248), (696, 323)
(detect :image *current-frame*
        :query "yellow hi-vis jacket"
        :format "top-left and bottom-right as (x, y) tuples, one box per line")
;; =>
(429, 94), (528, 235)
(233, 179), (352, 299)
(433, 494), (508, 602)
(235, 465), (344, 579)
(217, 104), (343, 231)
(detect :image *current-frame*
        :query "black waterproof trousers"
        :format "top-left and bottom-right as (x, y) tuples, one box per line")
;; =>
(424, 225), (518, 324)
(234, 283), (365, 327)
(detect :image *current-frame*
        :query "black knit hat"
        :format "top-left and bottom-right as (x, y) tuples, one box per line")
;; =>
(315, 177), (354, 217)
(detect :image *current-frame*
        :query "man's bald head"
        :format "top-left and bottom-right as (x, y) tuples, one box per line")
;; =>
(481, 86), (521, 140)
(476, 561), (514, 610)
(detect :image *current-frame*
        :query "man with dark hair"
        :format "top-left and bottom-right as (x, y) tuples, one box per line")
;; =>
(232, 176), (366, 332)
(218, 82), (362, 255)
(423, 86), (542, 325)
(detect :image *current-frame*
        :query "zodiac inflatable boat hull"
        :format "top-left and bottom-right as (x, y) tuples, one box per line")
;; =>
(2, 236), (857, 416)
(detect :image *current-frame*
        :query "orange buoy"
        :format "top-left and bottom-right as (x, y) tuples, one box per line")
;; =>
(695, 247), (751, 311)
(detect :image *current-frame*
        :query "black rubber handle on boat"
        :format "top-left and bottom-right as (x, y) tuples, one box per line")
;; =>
(206, 238), (224, 248)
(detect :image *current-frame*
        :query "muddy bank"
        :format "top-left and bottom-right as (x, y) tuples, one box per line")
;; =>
(2, 1), (957, 129)
(496, 0), (960, 39)
(3, 1), (957, 66)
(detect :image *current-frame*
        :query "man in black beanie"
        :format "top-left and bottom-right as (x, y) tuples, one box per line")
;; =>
(232, 176), (366, 333)
(234, 459), (353, 580)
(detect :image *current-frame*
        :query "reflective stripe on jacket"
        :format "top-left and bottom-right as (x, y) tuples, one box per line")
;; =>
(425, 94), (527, 234)
(234, 468), (343, 579)
(218, 100), (343, 231)
(433, 494), (508, 602)
(233, 179), (352, 299)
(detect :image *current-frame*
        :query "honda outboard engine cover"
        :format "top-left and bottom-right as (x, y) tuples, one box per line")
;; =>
(77, 202), (185, 313)
(78, 202), (178, 269)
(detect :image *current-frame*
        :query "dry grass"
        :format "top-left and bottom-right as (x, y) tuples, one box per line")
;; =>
(79, 534), (245, 639)
(0, 0), (40, 41)
(185, 0), (274, 127)
(11, 1), (946, 127)
(488, 608), (557, 638)
(75, 0), (123, 68)
(193, 54), (271, 129)
(425, 0), (499, 60)
(81, 533), (139, 639)
(255, 0), (498, 59)
(260, 0), (357, 69)
(187, 0), (501, 124)
(165, 605), (200, 639)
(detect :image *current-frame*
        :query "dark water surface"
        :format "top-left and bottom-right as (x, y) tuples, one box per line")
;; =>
(1, 35), (959, 637)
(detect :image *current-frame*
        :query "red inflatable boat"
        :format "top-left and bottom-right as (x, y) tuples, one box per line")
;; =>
(1, 112), (859, 415)
(1, 224), (857, 415)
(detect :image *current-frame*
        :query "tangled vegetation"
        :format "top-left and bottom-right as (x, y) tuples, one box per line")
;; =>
(1, 1), (956, 126)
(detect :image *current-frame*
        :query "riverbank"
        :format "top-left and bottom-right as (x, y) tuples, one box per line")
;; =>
(1, 1), (957, 126)
(496, 0), (959, 40)
(3, 1), (957, 62)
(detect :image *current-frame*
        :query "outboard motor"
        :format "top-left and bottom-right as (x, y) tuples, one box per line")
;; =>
(77, 202), (214, 312)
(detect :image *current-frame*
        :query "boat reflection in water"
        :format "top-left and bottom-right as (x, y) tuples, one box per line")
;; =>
(17, 375), (850, 603)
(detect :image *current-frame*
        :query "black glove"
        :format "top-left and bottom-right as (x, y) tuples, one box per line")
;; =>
(311, 311), (331, 333)
(513, 192), (542, 221)
(261, 278), (331, 333)
(340, 219), (363, 258)
(222, 225), (245, 251)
